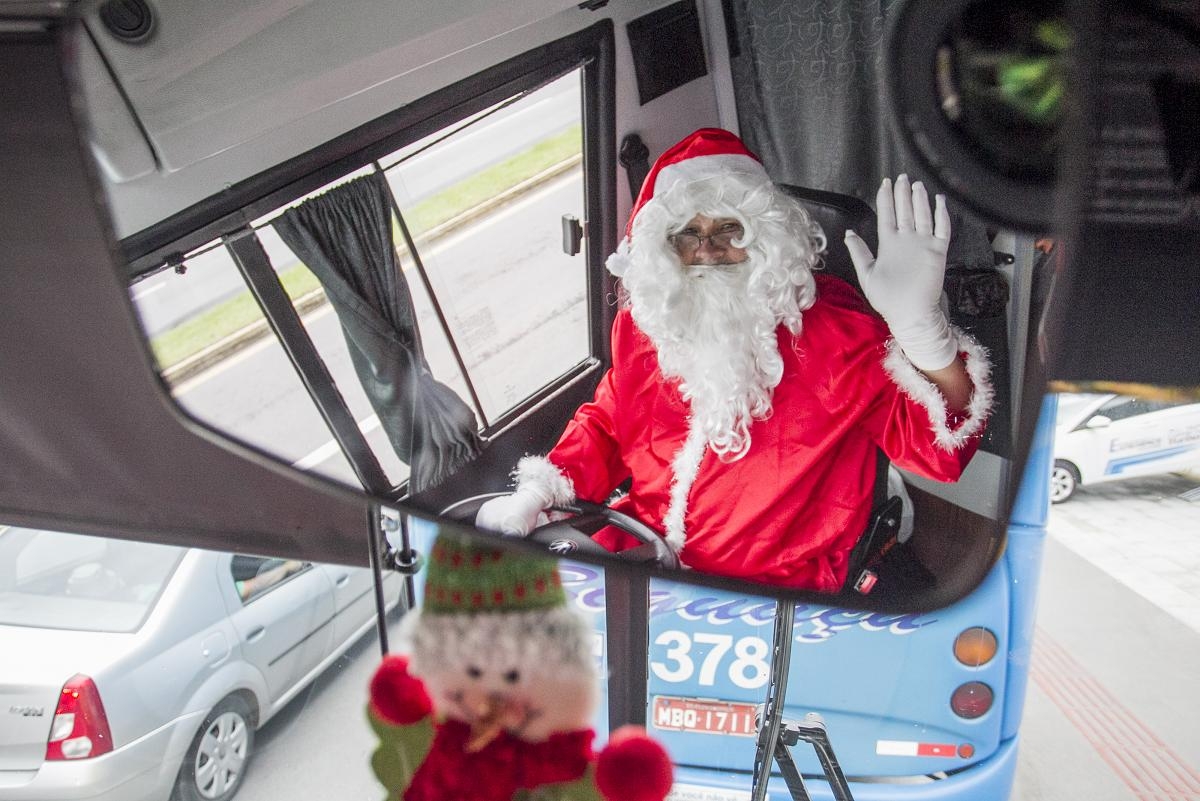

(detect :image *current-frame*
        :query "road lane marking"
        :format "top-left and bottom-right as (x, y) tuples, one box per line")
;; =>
(1031, 627), (1200, 800)
(293, 414), (382, 470)
(131, 280), (166, 300)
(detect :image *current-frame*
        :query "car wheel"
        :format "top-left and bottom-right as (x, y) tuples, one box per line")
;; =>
(1050, 460), (1080, 503)
(174, 694), (255, 801)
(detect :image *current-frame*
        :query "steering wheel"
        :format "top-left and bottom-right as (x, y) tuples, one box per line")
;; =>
(439, 493), (681, 570)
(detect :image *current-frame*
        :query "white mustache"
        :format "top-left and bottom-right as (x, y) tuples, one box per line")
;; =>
(684, 262), (742, 277)
(685, 252), (744, 267)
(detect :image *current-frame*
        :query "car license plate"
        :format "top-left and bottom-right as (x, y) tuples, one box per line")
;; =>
(652, 695), (758, 736)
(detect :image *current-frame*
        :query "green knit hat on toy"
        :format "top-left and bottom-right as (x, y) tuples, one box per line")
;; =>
(402, 530), (593, 687)
(423, 532), (565, 614)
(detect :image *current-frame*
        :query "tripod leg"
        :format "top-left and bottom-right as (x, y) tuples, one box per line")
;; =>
(750, 599), (796, 801)
(812, 737), (855, 801)
(773, 737), (813, 801)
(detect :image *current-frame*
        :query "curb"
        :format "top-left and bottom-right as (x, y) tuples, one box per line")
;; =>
(161, 154), (582, 387)
(162, 290), (329, 385)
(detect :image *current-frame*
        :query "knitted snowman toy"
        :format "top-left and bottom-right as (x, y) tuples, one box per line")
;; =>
(366, 532), (674, 801)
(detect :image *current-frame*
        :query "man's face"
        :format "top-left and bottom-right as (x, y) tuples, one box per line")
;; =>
(669, 214), (749, 267)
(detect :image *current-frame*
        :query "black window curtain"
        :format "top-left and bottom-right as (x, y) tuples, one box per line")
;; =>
(726, 0), (993, 254)
(273, 172), (482, 493)
(728, 0), (900, 202)
(728, 0), (1012, 456)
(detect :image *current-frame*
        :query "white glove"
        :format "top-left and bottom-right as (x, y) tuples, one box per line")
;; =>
(474, 484), (554, 537)
(844, 175), (958, 372)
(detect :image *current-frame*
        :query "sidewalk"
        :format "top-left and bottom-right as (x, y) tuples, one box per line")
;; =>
(1047, 468), (1200, 635)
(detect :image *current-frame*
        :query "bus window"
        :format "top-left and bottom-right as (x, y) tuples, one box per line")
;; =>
(129, 238), (367, 485)
(3, 1), (1030, 612)
(126, 69), (595, 496)
(380, 72), (589, 422)
(123, 58), (1018, 604)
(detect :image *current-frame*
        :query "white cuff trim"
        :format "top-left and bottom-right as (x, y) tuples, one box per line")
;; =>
(663, 423), (708, 554)
(514, 456), (576, 507)
(882, 326), (994, 451)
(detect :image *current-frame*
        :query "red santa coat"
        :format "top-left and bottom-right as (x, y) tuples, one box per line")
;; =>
(520, 275), (992, 592)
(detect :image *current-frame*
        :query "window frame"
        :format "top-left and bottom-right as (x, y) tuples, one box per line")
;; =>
(230, 555), (314, 604)
(123, 20), (617, 499)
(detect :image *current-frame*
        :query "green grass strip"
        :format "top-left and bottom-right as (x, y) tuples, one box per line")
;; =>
(402, 124), (581, 236)
(149, 125), (582, 371)
(150, 265), (322, 369)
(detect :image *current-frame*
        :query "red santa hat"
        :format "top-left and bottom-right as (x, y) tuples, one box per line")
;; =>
(607, 128), (770, 276)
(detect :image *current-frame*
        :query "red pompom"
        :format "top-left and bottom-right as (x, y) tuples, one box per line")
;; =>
(368, 654), (432, 725)
(595, 725), (673, 801)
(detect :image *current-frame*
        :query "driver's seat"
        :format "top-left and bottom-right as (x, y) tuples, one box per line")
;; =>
(775, 184), (915, 596)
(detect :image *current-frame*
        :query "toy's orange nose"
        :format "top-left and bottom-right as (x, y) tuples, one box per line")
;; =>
(465, 695), (521, 753)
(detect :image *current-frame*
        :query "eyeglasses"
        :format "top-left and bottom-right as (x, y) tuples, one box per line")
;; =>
(668, 223), (744, 255)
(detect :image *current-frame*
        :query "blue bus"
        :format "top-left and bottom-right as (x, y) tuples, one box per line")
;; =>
(616, 402), (1053, 800)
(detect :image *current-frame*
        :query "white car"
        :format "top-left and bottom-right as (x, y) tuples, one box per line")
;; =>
(1051, 393), (1200, 503)
(0, 526), (402, 801)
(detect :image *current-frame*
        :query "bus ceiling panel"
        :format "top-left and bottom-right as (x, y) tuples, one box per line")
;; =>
(80, 0), (581, 171)
(74, 24), (157, 183)
(85, 0), (620, 239)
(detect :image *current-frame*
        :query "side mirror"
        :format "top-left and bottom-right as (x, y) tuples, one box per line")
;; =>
(885, 0), (1200, 393)
(1085, 415), (1112, 430)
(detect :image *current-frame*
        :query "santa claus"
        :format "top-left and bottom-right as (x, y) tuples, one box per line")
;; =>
(476, 128), (993, 592)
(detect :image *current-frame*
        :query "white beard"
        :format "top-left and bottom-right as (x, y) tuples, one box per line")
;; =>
(625, 253), (786, 461)
(612, 174), (824, 463)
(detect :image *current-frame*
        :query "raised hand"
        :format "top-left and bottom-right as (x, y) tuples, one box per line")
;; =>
(843, 174), (957, 372)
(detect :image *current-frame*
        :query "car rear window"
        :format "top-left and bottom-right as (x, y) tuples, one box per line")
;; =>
(0, 527), (184, 632)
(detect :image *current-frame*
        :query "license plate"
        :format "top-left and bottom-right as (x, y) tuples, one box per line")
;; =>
(652, 695), (758, 736)
(667, 784), (753, 801)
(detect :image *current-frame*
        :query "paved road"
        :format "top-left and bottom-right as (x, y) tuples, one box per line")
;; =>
(1014, 470), (1200, 801)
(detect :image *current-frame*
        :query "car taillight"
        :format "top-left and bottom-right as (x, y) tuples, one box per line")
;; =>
(953, 627), (998, 666)
(950, 681), (994, 719)
(45, 674), (113, 760)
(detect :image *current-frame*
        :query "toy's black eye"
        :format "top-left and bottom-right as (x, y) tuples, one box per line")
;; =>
(504, 670), (520, 684)
(466, 665), (483, 679)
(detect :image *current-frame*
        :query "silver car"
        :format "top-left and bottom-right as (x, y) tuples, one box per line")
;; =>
(0, 525), (403, 801)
